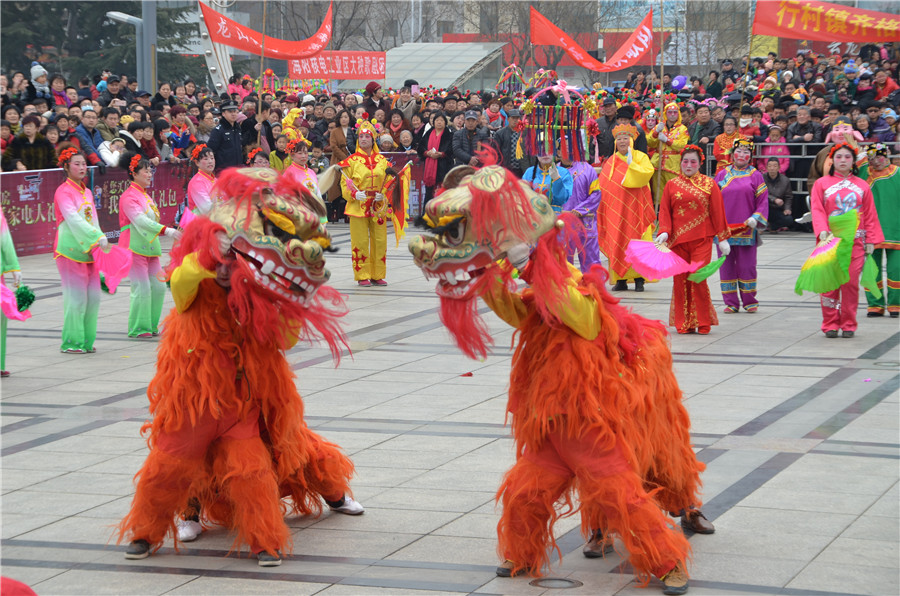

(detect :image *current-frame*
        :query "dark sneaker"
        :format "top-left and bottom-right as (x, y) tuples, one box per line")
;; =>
(583, 530), (615, 558)
(661, 562), (689, 595)
(891, 312), (899, 318)
(613, 280), (628, 291)
(868, 311), (885, 317)
(495, 559), (532, 577)
(257, 550), (282, 567)
(824, 330), (838, 338)
(841, 330), (855, 338)
(634, 278), (645, 292)
(125, 539), (151, 560)
(681, 510), (715, 534)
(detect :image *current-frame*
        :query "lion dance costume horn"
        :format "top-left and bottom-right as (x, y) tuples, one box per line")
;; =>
(409, 154), (706, 584)
(118, 168), (357, 562)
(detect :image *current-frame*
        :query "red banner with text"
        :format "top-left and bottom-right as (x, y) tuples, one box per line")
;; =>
(1, 165), (187, 257)
(530, 7), (656, 73)
(288, 52), (386, 80)
(752, 0), (900, 43)
(200, 1), (332, 59)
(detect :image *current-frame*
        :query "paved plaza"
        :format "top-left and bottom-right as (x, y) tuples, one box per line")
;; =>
(1, 226), (898, 596)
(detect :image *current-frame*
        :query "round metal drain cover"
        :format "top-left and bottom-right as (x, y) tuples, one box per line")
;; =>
(873, 361), (899, 367)
(529, 578), (584, 589)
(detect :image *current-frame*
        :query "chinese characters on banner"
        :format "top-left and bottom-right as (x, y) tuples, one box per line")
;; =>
(752, 0), (900, 43)
(199, 1), (333, 60)
(288, 52), (386, 80)
(530, 7), (656, 73)
(2, 158), (428, 257)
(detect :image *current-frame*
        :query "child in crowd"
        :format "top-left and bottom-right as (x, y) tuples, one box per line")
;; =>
(269, 134), (290, 172)
(309, 143), (329, 174)
(757, 122), (790, 174)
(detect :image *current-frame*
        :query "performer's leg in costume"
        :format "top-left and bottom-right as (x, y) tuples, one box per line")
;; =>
(280, 426), (355, 516)
(147, 256), (165, 334)
(822, 240), (865, 333)
(1, 315), (7, 371)
(887, 249), (900, 316)
(718, 248), (740, 311)
(736, 246), (759, 310)
(867, 248), (887, 315)
(57, 258), (100, 351)
(349, 217), (371, 281)
(867, 248), (900, 316)
(370, 219), (387, 281)
(128, 254), (153, 336)
(498, 428), (690, 581)
(670, 239), (717, 333)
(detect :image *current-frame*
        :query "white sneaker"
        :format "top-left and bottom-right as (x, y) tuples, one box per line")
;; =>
(795, 212), (812, 224)
(176, 519), (202, 542)
(329, 495), (365, 515)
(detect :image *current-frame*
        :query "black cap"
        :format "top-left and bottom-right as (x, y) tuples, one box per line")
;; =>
(220, 100), (239, 111)
(740, 105), (754, 115)
(135, 89), (151, 97)
(464, 110), (480, 119)
(107, 75), (120, 83)
(602, 96), (616, 106)
(722, 59), (733, 66)
(506, 108), (522, 118)
(616, 105), (636, 120)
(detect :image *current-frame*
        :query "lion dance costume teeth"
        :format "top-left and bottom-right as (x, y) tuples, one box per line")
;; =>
(118, 167), (358, 564)
(409, 153), (708, 590)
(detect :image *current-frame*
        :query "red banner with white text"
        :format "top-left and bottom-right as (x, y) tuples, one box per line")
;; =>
(288, 52), (386, 80)
(199, 1), (332, 59)
(752, 0), (900, 43)
(530, 7), (656, 73)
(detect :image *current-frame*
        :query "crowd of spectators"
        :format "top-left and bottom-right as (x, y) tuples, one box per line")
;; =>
(2, 42), (898, 227)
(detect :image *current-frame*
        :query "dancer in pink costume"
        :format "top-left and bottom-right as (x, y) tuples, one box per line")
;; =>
(119, 152), (181, 338)
(810, 143), (884, 338)
(186, 144), (216, 215)
(53, 144), (110, 353)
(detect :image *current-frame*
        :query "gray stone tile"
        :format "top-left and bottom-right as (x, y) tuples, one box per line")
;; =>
(386, 535), (498, 566)
(712, 506), (856, 537)
(166, 577), (330, 595)
(788, 561), (898, 595)
(316, 586), (465, 596)
(815, 537), (899, 569)
(365, 487), (494, 513)
(311, 507), (461, 535)
(31, 569), (195, 595)
(0, 565), (68, 587)
(288, 528), (419, 559)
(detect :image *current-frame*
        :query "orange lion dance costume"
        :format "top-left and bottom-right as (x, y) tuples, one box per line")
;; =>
(118, 168), (359, 566)
(408, 160), (709, 594)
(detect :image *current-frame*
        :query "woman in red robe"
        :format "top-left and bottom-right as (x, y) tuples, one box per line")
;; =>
(657, 145), (731, 334)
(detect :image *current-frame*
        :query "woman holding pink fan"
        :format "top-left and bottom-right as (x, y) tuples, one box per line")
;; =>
(53, 144), (110, 353)
(656, 145), (731, 335)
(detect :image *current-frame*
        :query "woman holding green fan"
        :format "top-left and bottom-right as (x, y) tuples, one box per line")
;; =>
(809, 143), (884, 338)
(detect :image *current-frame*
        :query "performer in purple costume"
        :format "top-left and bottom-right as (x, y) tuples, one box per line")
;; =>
(715, 139), (769, 313)
(560, 158), (602, 272)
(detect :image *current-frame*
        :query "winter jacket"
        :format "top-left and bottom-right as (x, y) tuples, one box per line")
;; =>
(2, 133), (55, 171)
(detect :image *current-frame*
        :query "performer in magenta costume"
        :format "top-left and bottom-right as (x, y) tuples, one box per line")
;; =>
(714, 139), (769, 313)
(53, 145), (110, 353)
(560, 159), (601, 272)
(810, 143), (884, 337)
(186, 144), (216, 215)
(119, 152), (182, 338)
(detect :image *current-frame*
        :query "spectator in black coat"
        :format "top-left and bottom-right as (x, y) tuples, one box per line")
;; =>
(417, 112), (455, 205)
(452, 110), (489, 166)
(2, 114), (55, 171)
(492, 109), (525, 177)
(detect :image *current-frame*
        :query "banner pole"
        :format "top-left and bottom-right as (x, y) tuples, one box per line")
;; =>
(257, 0), (268, 145)
(654, 0), (665, 208)
(737, 1), (757, 118)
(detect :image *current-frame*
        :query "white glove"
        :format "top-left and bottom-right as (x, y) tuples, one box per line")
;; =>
(374, 192), (385, 203)
(655, 232), (669, 246)
(12, 271), (22, 287)
(865, 243), (875, 255)
(216, 231), (231, 256)
(718, 240), (731, 256)
(745, 217), (757, 229)
(98, 236), (110, 252)
(626, 147), (633, 164)
(549, 163), (560, 181)
(355, 191), (367, 201)
(656, 123), (664, 133)
(818, 231), (830, 242)
(658, 132), (668, 144)
(164, 227), (182, 240)
(505, 243), (531, 270)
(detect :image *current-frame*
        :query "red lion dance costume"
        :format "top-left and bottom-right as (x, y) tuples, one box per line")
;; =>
(409, 160), (709, 594)
(118, 168), (359, 566)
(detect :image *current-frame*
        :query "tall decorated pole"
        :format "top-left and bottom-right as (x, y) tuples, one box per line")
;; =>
(257, 0), (268, 145)
(737, 1), (757, 118)
(655, 0), (665, 205)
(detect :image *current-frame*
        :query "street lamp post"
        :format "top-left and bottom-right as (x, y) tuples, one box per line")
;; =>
(106, 4), (157, 91)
